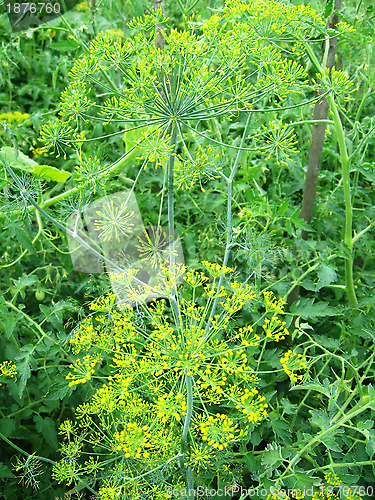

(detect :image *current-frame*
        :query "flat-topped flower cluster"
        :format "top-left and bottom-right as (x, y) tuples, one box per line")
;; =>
(53, 263), (308, 497)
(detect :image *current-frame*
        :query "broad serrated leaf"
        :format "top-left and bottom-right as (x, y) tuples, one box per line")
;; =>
(243, 452), (259, 473)
(46, 379), (72, 401)
(358, 420), (374, 430)
(292, 217), (313, 232)
(291, 381), (329, 397)
(15, 226), (37, 255)
(0, 462), (16, 479)
(309, 409), (330, 431)
(278, 198), (289, 216)
(250, 426), (262, 446)
(0, 418), (15, 438)
(281, 398), (298, 415)
(0, 297), (19, 337)
(271, 419), (291, 443)
(321, 433), (342, 452)
(357, 163), (375, 184)
(290, 298), (337, 319)
(284, 470), (321, 489)
(318, 335), (340, 349)
(365, 429), (375, 457)
(261, 443), (283, 469)
(0, 463), (15, 479)
(301, 279), (316, 291)
(14, 345), (34, 398)
(316, 264), (337, 291)
(324, 0), (334, 18)
(34, 416), (58, 449)
(12, 273), (38, 290)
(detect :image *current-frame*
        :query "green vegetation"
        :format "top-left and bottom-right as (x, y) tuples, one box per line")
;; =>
(0, 0), (374, 499)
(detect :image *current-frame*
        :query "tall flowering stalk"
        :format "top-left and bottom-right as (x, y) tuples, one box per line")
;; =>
(1, 0), (359, 496)
(37, 10), (317, 493)
(52, 266), (293, 497)
(301, 37), (358, 307)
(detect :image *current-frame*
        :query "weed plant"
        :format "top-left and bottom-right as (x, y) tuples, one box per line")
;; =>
(1, 0), (375, 499)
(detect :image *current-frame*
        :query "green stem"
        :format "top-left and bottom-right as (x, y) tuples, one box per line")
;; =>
(181, 372), (193, 450)
(352, 223), (373, 245)
(290, 353), (334, 432)
(5, 300), (49, 342)
(169, 123), (194, 495)
(280, 397), (374, 480)
(316, 460), (374, 472)
(208, 113), (252, 324)
(301, 35), (358, 308)
(167, 124), (178, 273)
(0, 210), (43, 269)
(290, 119), (334, 127)
(0, 431), (55, 465)
(167, 124), (182, 325)
(328, 94), (358, 307)
(283, 253), (337, 301)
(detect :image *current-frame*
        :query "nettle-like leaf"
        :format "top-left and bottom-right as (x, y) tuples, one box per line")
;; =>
(34, 415), (59, 449)
(14, 345), (35, 398)
(290, 298), (337, 319)
(316, 263), (337, 291)
(261, 442), (283, 470)
(0, 463), (15, 479)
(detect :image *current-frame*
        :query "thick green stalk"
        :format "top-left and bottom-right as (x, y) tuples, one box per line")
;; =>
(328, 95), (358, 307)
(166, 123), (194, 493)
(167, 124), (178, 273)
(299, 17), (358, 308)
(167, 125), (182, 323)
(182, 372), (194, 496)
(181, 372), (194, 450)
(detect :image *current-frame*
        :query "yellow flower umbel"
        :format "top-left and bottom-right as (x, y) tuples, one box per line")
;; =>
(66, 353), (102, 387)
(0, 360), (17, 386)
(76, 1), (89, 11)
(188, 442), (215, 473)
(94, 201), (135, 243)
(202, 261), (234, 278)
(263, 290), (287, 314)
(262, 315), (289, 342)
(55, 264), (295, 495)
(311, 471), (364, 500)
(280, 350), (308, 383)
(194, 413), (239, 451)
